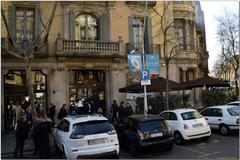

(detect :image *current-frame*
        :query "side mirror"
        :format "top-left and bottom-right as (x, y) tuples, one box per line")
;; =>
(54, 124), (58, 128)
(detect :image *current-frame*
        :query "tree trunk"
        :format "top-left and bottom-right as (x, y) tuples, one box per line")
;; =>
(24, 59), (36, 122)
(166, 62), (169, 110)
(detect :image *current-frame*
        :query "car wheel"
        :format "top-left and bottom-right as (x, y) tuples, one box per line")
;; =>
(174, 132), (184, 145)
(129, 143), (139, 157)
(219, 124), (229, 135)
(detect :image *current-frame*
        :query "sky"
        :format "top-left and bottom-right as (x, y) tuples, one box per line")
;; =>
(200, 1), (239, 75)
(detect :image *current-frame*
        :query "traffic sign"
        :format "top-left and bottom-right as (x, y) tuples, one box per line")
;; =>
(141, 70), (151, 85)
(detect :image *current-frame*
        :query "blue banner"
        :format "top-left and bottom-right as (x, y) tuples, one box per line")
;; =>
(127, 54), (142, 74)
(146, 54), (160, 75)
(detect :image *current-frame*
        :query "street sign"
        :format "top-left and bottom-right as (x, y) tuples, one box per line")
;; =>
(141, 70), (151, 85)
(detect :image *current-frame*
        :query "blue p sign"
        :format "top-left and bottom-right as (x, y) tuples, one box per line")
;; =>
(141, 70), (150, 81)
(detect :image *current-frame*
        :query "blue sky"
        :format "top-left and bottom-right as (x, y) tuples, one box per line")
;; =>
(200, 1), (239, 74)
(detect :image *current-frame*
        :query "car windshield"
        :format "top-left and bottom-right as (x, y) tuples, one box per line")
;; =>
(181, 111), (202, 120)
(227, 107), (240, 116)
(73, 120), (114, 135)
(139, 120), (167, 132)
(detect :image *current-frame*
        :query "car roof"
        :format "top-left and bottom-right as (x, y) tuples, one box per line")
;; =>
(63, 114), (108, 124)
(128, 114), (164, 122)
(162, 108), (197, 114)
(206, 105), (238, 109)
(227, 101), (239, 105)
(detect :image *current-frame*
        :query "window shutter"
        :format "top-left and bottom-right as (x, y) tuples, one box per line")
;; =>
(99, 13), (108, 41)
(35, 7), (41, 44)
(8, 6), (16, 51)
(69, 10), (75, 40)
(145, 17), (153, 54)
(128, 16), (134, 51)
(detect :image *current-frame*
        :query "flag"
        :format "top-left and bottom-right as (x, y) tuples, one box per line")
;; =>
(127, 54), (142, 74)
(146, 54), (160, 75)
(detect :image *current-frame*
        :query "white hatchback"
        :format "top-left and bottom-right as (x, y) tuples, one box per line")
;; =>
(200, 105), (239, 135)
(53, 114), (119, 159)
(159, 108), (211, 144)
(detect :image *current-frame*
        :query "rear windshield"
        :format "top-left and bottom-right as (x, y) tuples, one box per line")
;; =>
(181, 111), (202, 120)
(73, 120), (114, 135)
(227, 107), (240, 116)
(139, 120), (167, 132)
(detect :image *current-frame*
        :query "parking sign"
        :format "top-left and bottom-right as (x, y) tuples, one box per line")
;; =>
(141, 70), (151, 85)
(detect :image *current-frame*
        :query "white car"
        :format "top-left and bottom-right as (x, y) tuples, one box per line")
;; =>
(54, 114), (119, 159)
(227, 101), (239, 106)
(200, 105), (239, 135)
(159, 108), (211, 144)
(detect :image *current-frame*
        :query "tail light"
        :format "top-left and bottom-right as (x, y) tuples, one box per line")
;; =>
(107, 129), (116, 135)
(70, 132), (85, 139)
(236, 118), (239, 124)
(183, 123), (189, 130)
(138, 130), (145, 141)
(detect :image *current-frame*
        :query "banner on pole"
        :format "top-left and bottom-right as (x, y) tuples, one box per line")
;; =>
(127, 54), (142, 74)
(146, 54), (160, 75)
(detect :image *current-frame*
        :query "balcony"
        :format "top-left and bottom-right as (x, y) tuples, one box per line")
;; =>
(56, 37), (124, 57)
(126, 43), (161, 56)
(1, 37), (49, 57)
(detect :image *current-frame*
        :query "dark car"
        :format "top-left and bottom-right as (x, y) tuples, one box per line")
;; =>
(117, 114), (174, 156)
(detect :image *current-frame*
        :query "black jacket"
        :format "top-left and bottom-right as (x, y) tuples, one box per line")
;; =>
(15, 121), (29, 139)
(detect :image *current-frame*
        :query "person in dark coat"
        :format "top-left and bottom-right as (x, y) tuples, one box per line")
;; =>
(111, 100), (119, 123)
(48, 103), (56, 125)
(126, 103), (133, 116)
(118, 101), (127, 124)
(57, 104), (68, 120)
(14, 111), (29, 158)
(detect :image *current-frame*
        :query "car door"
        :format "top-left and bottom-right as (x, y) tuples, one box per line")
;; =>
(201, 108), (213, 128)
(56, 119), (70, 150)
(160, 112), (172, 129)
(210, 108), (223, 128)
(168, 112), (179, 131)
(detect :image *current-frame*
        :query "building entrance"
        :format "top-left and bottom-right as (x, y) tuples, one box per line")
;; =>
(68, 70), (106, 114)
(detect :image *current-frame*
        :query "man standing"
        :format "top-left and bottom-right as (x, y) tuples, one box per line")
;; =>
(48, 103), (56, 125)
(111, 100), (119, 124)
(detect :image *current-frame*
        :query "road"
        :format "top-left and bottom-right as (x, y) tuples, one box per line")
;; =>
(2, 131), (239, 159)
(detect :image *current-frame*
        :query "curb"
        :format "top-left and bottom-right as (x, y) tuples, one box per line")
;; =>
(1, 146), (54, 156)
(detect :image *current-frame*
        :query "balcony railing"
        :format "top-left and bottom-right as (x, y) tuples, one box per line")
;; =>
(56, 37), (124, 56)
(1, 37), (49, 56)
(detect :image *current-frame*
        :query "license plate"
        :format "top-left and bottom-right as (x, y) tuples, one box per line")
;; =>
(151, 132), (163, 138)
(193, 123), (203, 128)
(88, 138), (106, 145)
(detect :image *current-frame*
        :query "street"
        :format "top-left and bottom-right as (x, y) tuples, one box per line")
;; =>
(2, 130), (239, 159)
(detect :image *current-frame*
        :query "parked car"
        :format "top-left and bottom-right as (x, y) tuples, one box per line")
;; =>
(227, 101), (239, 106)
(53, 114), (119, 159)
(117, 114), (174, 157)
(159, 108), (211, 144)
(200, 105), (239, 135)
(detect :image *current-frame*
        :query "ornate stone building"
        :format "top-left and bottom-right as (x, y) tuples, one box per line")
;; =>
(1, 1), (208, 131)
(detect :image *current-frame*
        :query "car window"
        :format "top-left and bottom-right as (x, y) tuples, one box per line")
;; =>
(227, 107), (240, 116)
(160, 112), (169, 120)
(139, 120), (167, 132)
(201, 108), (211, 116)
(211, 108), (223, 117)
(169, 112), (178, 120)
(181, 111), (202, 120)
(73, 120), (114, 135)
(58, 119), (70, 132)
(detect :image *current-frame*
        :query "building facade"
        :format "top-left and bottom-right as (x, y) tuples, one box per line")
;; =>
(1, 1), (208, 131)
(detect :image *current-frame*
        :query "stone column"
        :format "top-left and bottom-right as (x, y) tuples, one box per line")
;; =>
(182, 66), (188, 82)
(105, 69), (111, 118)
(62, 3), (70, 39)
(1, 70), (9, 132)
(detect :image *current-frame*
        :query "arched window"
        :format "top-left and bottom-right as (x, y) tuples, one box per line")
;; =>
(75, 14), (98, 40)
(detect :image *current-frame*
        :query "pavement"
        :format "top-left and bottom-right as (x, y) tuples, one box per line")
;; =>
(1, 130), (55, 159)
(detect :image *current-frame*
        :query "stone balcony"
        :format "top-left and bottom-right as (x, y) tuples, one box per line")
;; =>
(56, 37), (124, 57)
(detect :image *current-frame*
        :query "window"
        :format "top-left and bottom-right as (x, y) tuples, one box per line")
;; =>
(139, 120), (167, 132)
(169, 112), (178, 120)
(174, 19), (195, 50)
(181, 111), (202, 120)
(211, 108), (223, 117)
(160, 112), (169, 120)
(16, 8), (34, 45)
(227, 107), (240, 116)
(132, 17), (144, 49)
(58, 120), (70, 132)
(75, 14), (98, 40)
(201, 109), (211, 116)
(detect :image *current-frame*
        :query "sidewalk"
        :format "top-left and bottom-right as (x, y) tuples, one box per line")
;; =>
(1, 131), (54, 157)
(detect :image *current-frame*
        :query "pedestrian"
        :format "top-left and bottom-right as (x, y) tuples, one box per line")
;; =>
(57, 104), (68, 120)
(118, 101), (127, 124)
(7, 100), (16, 130)
(147, 105), (154, 114)
(48, 103), (56, 125)
(126, 103), (133, 116)
(97, 106), (103, 114)
(35, 111), (52, 159)
(111, 100), (119, 124)
(14, 111), (29, 158)
(25, 106), (33, 129)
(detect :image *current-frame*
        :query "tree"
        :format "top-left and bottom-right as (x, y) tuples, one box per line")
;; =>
(153, 1), (190, 110)
(216, 9), (239, 99)
(1, 2), (57, 121)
